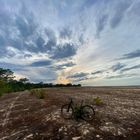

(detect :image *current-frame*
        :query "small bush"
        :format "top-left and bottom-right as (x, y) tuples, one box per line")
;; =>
(30, 89), (36, 95)
(93, 97), (103, 106)
(37, 89), (45, 99)
(73, 105), (83, 120)
(0, 92), (3, 97)
(30, 89), (45, 99)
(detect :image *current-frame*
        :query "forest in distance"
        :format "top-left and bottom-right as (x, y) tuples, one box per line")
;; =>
(0, 67), (81, 96)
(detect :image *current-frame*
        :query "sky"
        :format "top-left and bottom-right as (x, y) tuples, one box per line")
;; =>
(0, 0), (140, 86)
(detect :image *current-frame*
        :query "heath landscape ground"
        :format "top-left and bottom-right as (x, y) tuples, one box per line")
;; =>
(0, 87), (140, 140)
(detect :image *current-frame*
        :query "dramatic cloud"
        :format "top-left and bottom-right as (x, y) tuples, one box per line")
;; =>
(0, 0), (140, 85)
(73, 77), (89, 82)
(91, 70), (103, 75)
(119, 50), (140, 60)
(60, 27), (72, 39)
(106, 73), (136, 79)
(121, 64), (140, 72)
(0, 3), (38, 56)
(0, 62), (24, 71)
(129, 1), (140, 17)
(35, 37), (45, 50)
(60, 62), (76, 67)
(30, 60), (52, 67)
(110, 1), (131, 28)
(15, 15), (37, 38)
(111, 62), (126, 72)
(24, 54), (32, 58)
(55, 62), (76, 70)
(68, 72), (88, 79)
(96, 14), (108, 37)
(58, 62), (75, 68)
(51, 43), (76, 59)
(45, 28), (57, 51)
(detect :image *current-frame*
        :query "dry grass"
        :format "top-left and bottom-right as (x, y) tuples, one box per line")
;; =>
(30, 89), (46, 99)
(92, 96), (103, 106)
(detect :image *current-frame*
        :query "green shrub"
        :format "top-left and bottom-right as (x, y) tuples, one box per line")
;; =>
(93, 97), (103, 105)
(30, 89), (45, 99)
(0, 92), (3, 97)
(73, 105), (83, 120)
(0, 81), (13, 96)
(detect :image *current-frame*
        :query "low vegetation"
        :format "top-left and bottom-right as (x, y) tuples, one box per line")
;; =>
(0, 92), (3, 97)
(73, 105), (83, 120)
(93, 97), (103, 105)
(30, 89), (45, 99)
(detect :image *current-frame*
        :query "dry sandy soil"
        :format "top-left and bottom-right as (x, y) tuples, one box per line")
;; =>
(0, 87), (140, 140)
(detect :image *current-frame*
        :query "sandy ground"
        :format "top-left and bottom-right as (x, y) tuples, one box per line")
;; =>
(0, 87), (140, 140)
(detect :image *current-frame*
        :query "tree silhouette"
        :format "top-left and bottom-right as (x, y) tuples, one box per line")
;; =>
(19, 78), (29, 84)
(0, 68), (15, 82)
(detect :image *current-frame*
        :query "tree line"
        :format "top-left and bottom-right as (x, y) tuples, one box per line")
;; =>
(0, 68), (81, 96)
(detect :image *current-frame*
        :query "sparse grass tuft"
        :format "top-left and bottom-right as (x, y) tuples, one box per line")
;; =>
(30, 89), (36, 95)
(37, 89), (45, 99)
(93, 97), (103, 106)
(30, 89), (45, 99)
